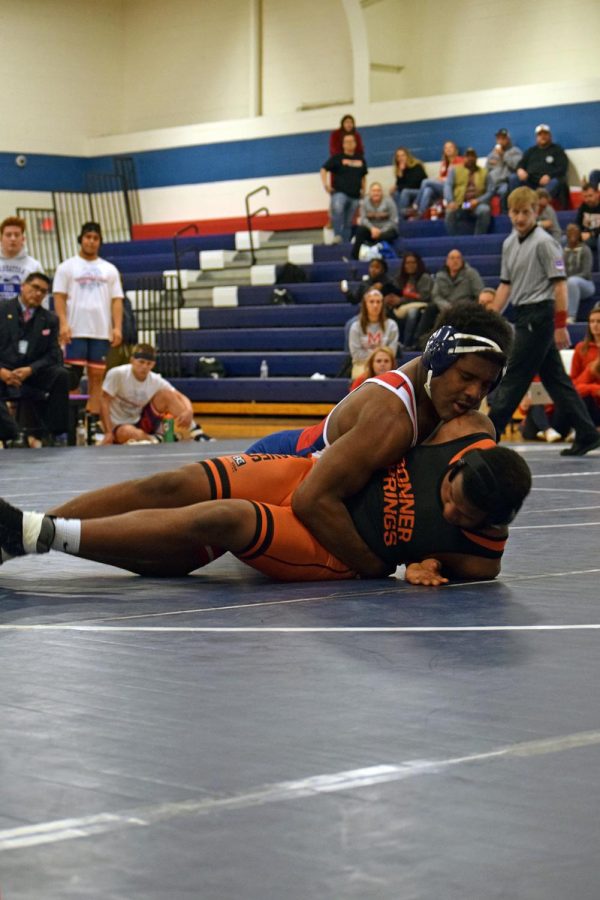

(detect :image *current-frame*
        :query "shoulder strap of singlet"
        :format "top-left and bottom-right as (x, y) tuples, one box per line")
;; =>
(363, 371), (418, 447)
(323, 369), (418, 449)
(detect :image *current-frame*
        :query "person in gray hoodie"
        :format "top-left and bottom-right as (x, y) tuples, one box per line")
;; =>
(485, 128), (523, 211)
(0, 216), (44, 302)
(351, 182), (399, 260)
(413, 249), (485, 346)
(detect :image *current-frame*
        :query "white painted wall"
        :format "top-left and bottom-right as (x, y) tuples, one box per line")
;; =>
(262, 0), (353, 115)
(0, 0), (123, 154)
(120, 0), (253, 132)
(364, 0), (600, 103)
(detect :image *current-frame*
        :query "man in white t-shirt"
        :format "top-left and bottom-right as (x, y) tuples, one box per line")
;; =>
(0, 216), (45, 302)
(52, 221), (123, 416)
(100, 343), (213, 444)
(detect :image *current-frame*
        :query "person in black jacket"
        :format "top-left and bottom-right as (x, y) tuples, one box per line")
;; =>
(508, 124), (569, 207)
(0, 272), (69, 447)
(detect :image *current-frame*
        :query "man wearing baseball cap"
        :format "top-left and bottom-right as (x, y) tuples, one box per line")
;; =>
(508, 125), (569, 206)
(485, 129), (523, 211)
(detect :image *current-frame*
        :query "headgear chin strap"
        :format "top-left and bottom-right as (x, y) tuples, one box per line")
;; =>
(448, 449), (521, 527)
(422, 325), (507, 392)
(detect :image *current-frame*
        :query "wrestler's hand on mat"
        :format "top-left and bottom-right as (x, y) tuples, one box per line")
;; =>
(405, 558), (448, 586)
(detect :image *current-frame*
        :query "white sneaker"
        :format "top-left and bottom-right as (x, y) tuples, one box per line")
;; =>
(545, 428), (563, 443)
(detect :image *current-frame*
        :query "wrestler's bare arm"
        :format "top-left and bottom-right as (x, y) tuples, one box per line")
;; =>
(292, 389), (416, 578)
(406, 551), (501, 585)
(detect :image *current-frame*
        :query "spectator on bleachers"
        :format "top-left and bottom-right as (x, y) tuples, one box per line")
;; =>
(348, 289), (399, 379)
(383, 251), (433, 348)
(99, 343), (213, 445)
(351, 182), (399, 260)
(478, 287), (497, 310)
(412, 249), (484, 348)
(329, 114), (364, 158)
(341, 257), (389, 305)
(588, 171), (600, 191)
(485, 128), (523, 211)
(432, 249), (485, 310)
(0, 216), (44, 302)
(349, 345), (396, 392)
(509, 124), (569, 207)
(390, 147), (427, 218)
(321, 134), (368, 244)
(564, 223), (595, 321)
(0, 273), (69, 448)
(576, 182), (600, 263)
(444, 148), (493, 236)
(53, 222), (123, 419)
(535, 188), (562, 243)
(569, 301), (600, 425)
(414, 141), (463, 217)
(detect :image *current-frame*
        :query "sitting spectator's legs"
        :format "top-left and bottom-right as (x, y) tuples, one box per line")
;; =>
(474, 202), (491, 234)
(396, 188), (419, 215)
(17, 370), (69, 440)
(416, 179), (443, 215)
(495, 181), (510, 212)
(567, 276), (596, 320)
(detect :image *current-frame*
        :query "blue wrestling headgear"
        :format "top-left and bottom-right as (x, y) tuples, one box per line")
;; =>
(422, 325), (507, 395)
(448, 447), (531, 528)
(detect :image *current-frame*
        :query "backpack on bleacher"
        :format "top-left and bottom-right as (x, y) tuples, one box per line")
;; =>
(270, 262), (306, 304)
(277, 262), (307, 284)
(196, 356), (226, 378)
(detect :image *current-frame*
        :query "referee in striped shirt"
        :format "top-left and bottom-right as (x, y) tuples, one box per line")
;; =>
(488, 186), (600, 456)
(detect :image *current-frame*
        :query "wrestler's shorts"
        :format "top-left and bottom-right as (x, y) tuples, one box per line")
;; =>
(64, 337), (110, 369)
(245, 420), (326, 457)
(114, 402), (162, 440)
(199, 453), (356, 582)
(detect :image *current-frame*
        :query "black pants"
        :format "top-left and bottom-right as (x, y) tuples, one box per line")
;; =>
(489, 302), (598, 440)
(351, 225), (398, 260)
(0, 365), (70, 438)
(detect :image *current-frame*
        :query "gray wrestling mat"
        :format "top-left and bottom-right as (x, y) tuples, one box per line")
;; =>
(1, 439), (599, 899)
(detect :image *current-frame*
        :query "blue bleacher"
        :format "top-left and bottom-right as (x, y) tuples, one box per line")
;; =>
(170, 377), (349, 404)
(199, 303), (354, 329)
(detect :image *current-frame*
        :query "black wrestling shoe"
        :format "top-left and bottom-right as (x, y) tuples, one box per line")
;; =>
(560, 433), (600, 457)
(190, 426), (216, 442)
(0, 499), (55, 557)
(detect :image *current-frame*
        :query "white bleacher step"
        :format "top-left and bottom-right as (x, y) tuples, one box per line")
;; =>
(235, 230), (274, 251)
(199, 249), (238, 270)
(250, 264), (277, 286)
(287, 244), (314, 265)
(212, 286), (239, 308)
(162, 269), (200, 289)
(179, 308), (200, 328)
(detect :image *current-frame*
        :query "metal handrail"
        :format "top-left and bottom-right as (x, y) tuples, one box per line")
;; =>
(172, 222), (200, 307)
(244, 185), (270, 265)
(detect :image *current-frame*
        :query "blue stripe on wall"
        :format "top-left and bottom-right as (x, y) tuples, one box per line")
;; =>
(2, 101), (598, 192)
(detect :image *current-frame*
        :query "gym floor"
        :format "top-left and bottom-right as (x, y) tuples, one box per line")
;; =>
(1, 440), (599, 900)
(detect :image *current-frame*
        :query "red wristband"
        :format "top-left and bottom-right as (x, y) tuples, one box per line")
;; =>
(554, 310), (567, 329)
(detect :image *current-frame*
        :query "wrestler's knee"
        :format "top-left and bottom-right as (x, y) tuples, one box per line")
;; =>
(132, 463), (206, 506)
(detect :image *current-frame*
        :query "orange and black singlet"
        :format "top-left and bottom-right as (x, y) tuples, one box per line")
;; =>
(345, 433), (507, 567)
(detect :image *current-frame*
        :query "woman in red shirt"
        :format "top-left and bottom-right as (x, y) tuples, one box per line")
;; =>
(571, 302), (600, 425)
(329, 114), (365, 157)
